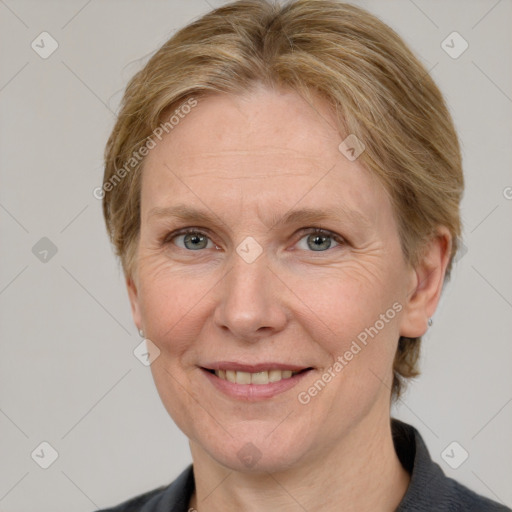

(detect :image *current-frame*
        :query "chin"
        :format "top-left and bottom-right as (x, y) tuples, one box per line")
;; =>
(196, 426), (313, 474)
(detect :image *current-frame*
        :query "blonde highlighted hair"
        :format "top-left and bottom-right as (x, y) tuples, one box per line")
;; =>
(102, 0), (464, 399)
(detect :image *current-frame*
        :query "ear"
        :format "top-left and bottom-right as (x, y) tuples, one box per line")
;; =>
(126, 275), (143, 333)
(399, 227), (452, 338)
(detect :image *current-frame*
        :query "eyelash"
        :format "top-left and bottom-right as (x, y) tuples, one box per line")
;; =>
(163, 227), (346, 252)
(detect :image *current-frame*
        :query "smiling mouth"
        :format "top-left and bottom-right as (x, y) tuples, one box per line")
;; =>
(203, 368), (312, 385)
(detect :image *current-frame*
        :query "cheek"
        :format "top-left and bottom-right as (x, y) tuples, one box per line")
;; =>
(286, 266), (403, 402)
(138, 268), (215, 433)
(285, 263), (401, 340)
(137, 264), (215, 357)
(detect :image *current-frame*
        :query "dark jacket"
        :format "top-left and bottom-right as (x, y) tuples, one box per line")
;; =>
(96, 419), (510, 511)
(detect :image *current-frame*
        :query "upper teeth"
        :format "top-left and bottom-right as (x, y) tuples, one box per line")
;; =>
(214, 369), (299, 385)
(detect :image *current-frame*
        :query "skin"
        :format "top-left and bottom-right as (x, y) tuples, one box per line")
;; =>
(127, 83), (451, 511)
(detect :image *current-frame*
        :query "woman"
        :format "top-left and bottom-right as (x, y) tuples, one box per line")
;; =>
(97, 0), (510, 510)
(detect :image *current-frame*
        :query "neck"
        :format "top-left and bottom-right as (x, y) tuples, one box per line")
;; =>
(188, 408), (410, 512)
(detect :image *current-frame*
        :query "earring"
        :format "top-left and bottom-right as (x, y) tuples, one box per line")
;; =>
(139, 329), (145, 338)
(428, 318), (433, 327)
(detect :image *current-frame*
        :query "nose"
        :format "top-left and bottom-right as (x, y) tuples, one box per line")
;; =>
(213, 249), (288, 342)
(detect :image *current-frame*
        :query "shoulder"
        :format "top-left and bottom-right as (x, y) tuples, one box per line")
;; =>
(445, 476), (511, 511)
(392, 419), (510, 512)
(95, 465), (195, 512)
(96, 485), (168, 512)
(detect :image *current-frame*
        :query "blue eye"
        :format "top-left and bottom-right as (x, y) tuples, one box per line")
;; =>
(166, 227), (344, 252)
(296, 228), (343, 252)
(172, 229), (214, 251)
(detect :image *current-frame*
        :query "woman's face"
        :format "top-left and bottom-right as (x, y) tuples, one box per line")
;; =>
(128, 85), (419, 472)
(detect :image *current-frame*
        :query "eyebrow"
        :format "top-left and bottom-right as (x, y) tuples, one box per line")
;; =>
(147, 204), (370, 232)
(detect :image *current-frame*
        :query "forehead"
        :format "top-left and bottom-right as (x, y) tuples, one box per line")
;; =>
(141, 87), (392, 230)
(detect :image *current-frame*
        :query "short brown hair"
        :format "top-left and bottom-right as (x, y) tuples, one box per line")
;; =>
(102, 0), (464, 400)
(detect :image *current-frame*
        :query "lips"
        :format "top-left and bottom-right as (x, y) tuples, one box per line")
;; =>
(203, 361), (310, 372)
(200, 362), (313, 400)
(208, 368), (306, 385)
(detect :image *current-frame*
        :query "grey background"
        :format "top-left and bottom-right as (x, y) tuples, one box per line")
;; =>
(0, 0), (511, 510)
